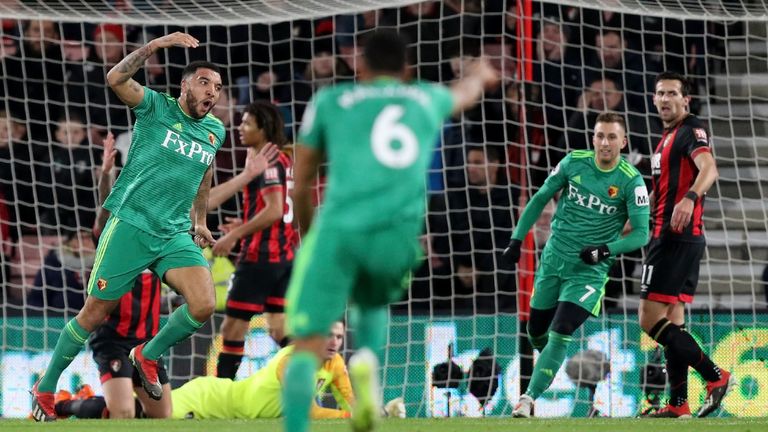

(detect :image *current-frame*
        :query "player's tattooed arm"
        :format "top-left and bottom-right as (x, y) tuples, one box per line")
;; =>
(107, 32), (199, 108)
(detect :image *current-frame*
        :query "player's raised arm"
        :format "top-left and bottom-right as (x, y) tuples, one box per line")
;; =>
(449, 57), (500, 115)
(107, 32), (199, 107)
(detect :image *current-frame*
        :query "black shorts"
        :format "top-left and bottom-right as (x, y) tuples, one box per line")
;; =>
(226, 261), (292, 320)
(640, 238), (705, 304)
(89, 326), (169, 386)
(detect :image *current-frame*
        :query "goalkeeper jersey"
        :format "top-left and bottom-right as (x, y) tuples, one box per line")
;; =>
(103, 87), (226, 238)
(171, 346), (353, 419)
(512, 150), (650, 263)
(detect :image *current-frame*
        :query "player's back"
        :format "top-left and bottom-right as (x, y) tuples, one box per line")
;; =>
(300, 79), (453, 231)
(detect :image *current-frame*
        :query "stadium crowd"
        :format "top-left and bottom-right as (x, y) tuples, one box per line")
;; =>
(0, 1), (717, 318)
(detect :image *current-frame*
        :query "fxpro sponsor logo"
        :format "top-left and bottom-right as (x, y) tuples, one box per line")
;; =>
(567, 183), (618, 215)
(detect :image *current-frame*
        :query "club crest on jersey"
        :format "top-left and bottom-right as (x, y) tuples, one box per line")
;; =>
(97, 278), (108, 291)
(265, 167), (279, 180)
(209, 132), (216, 146)
(662, 134), (673, 149)
(693, 128), (708, 143)
(608, 185), (619, 198)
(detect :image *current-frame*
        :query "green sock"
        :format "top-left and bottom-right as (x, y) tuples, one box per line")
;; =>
(142, 304), (203, 360)
(38, 319), (90, 392)
(529, 332), (549, 352)
(283, 351), (318, 432)
(351, 306), (387, 358)
(525, 331), (572, 399)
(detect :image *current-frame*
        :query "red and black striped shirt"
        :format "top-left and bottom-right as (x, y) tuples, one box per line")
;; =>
(238, 152), (298, 264)
(650, 114), (711, 242)
(103, 272), (162, 340)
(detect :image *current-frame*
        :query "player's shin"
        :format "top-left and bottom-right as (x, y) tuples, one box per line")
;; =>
(38, 319), (91, 392)
(283, 350), (318, 432)
(350, 306), (387, 357)
(142, 304), (203, 360)
(525, 331), (572, 399)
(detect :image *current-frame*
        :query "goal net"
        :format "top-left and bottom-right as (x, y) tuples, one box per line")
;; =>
(1, 0), (767, 419)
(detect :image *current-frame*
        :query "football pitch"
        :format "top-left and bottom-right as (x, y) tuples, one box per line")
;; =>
(2, 417), (767, 432)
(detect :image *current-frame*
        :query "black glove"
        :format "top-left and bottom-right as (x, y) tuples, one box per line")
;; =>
(579, 245), (611, 265)
(502, 239), (523, 264)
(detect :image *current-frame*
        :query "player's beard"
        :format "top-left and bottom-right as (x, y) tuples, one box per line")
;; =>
(186, 92), (212, 119)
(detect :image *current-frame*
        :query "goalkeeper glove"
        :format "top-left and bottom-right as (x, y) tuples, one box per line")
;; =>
(382, 397), (406, 418)
(502, 239), (522, 264)
(579, 245), (610, 265)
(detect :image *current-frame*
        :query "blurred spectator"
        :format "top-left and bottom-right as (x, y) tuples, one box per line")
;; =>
(580, 8), (643, 52)
(38, 113), (99, 232)
(4, 20), (65, 143)
(430, 146), (517, 314)
(556, 77), (660, 175)
(0, 110), (37, 231)
(584, 30), (661, 114)
(27, 227), (95, 315)
(532, 17), (583, 148)
(67, 24), (133, 135)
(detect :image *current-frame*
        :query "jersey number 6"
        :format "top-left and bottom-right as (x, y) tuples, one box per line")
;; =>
(371, 105), (418, 169)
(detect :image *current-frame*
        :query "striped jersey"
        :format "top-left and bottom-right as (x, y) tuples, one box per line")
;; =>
(103, 271), (162, 340)
(238, 151), (298, 264)
(650, 114), (711, 242)
(103, 87), (226, 238)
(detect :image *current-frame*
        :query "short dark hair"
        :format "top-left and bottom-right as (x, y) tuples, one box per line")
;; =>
(244, 100), (286, 147)
(655, 71), (691, 96)
(363, 29), (407, 74)
(595, 112), (626, 132)
(182, 60), (221, 80)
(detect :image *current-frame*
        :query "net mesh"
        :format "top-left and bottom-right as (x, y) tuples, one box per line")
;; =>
(1, 0), (767, 419)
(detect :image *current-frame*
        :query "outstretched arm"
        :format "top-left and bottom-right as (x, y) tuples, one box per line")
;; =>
(207, 144), (280, 211)
(107, 32), (199, 107)
(449, 58), (500, 115)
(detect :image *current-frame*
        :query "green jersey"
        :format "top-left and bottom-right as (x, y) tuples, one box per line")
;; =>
(103, 87), (225, 238)
(514, 150), (650, 263)
(298, 78), (454, 231)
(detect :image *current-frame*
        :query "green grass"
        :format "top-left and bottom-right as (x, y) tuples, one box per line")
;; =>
(2, 418), (768, 432)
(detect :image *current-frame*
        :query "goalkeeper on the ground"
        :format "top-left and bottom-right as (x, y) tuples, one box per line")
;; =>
(57, 321), (357, 419)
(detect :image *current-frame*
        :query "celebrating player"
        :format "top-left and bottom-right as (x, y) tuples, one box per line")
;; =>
(206, 101), (296, 379)
(31, 32), (225, 421)
(504, 113), (650, 418)
(638, 72), (731, 418)
(282, 29), (498, 432)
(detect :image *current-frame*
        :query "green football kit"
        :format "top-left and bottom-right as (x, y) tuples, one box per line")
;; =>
(512, 150), (650, 316)
(287, 78), (455, 337)
(89, 87), (225, 300)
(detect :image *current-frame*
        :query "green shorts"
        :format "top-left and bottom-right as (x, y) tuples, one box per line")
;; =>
(87, 216), (208, 300)
(530, 247), (609, 316)
(286, 222), (421, 337)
